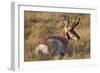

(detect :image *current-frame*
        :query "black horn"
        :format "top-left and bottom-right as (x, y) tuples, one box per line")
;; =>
(69, 17), (80, 31)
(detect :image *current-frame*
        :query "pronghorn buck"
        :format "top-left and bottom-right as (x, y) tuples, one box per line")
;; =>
(35, 16), (80, 60)
(46, 16), (80, 59)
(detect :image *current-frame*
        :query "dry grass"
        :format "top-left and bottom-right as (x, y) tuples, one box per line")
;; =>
(24, 11), (90, 61)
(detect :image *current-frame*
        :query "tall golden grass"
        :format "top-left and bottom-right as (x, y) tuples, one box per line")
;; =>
(24, 11), (90, 61)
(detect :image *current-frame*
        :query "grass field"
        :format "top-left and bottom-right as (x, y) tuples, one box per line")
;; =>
(24, 11), (90, 61)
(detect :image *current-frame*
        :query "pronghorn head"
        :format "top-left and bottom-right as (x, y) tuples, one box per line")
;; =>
(63, 17), (80, 41)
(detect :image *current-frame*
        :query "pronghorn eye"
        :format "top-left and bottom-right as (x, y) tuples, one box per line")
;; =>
(68, 27), (72, 31)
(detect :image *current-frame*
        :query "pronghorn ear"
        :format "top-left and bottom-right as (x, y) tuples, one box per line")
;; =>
(69, 17), (80, 31)
(68, 30), (80, 40)
(63, 24), (68, 33)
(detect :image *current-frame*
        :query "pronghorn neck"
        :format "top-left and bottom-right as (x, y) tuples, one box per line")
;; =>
(59, 30), (65, 37)
(59, 24), (68, 39)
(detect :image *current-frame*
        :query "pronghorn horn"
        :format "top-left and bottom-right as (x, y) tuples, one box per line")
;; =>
(69, 17), (80, 31)
(68, 30), (80, 40)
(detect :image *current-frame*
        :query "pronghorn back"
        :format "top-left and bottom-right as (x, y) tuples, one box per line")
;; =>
(47, 36), (68, 48)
